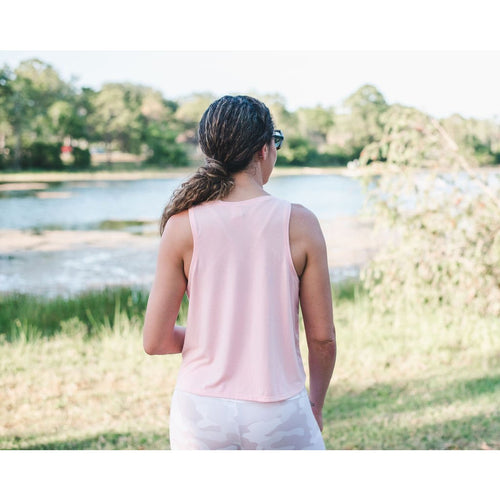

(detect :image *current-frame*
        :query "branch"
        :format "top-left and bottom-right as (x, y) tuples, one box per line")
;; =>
(431, 119), (500, 212)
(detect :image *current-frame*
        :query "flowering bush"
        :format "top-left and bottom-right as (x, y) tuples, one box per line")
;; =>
(359, 106), (500, 316)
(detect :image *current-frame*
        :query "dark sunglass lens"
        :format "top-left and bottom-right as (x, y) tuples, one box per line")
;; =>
(273, 131), (283, 150)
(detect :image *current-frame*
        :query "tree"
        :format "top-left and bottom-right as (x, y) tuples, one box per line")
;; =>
(440, 114), (500, 166)
(359, 106), (500, 316)
(144, 122), (188, 166)
(358, 104), (470, 170)
(276, 136), (317, 166)
(47, 100), (84, 142)
(139, 89), (187, 166)
(257, 93), (298, 135)
(296, 105), (335, 145)
(344, 83), (388, 116)
(87, 83), (145, 160)
(0, 66), (13, 168)
(0, 59), (73, 169)
(339, 84), (389, 159)
(174, 93), (216, 143)
(140, 88), (175, 125)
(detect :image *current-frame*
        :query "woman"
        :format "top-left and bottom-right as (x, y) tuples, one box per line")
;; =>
(143, 95), (336, 450)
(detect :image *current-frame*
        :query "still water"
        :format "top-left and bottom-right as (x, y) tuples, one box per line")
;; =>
(0, 174), (364, 231)
(0, 174), (365, 296)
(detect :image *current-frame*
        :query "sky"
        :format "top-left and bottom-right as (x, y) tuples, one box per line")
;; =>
(1, 50), (499, 121)
(2, 2), (500, 122)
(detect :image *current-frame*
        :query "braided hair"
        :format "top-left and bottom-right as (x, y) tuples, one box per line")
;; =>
(160, 95), (274, 234)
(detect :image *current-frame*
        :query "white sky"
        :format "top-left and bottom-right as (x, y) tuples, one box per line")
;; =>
(1, 2), (500, 120)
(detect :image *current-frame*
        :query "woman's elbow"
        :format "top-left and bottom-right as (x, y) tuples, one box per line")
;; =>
(143, 332), (178, 355)
(143, 328), (161, 355)
(143, 338), (157, 355)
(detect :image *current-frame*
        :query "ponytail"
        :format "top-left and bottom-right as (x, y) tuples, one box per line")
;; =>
(159, 159), (234, 235)
(159, 95), (274, 235)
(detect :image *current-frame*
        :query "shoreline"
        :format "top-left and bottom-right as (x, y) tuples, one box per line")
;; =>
(1, 164), (497, 185)
(0, 215), (380, 266)
(0, 166), (349, 184)
(0, 215), (381, 296)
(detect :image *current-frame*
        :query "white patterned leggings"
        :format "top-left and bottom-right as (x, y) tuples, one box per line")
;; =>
(169, 388), (325, 450)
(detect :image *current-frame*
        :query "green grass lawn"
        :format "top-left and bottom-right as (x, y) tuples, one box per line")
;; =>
(1, 285), (499, 450)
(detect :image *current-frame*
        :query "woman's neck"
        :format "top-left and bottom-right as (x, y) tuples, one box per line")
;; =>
(223, 166), (268, 202)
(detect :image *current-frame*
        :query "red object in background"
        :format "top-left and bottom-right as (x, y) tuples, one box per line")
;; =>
(61, 145), (73, 153)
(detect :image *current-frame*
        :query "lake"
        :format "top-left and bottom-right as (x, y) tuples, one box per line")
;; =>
(0, 173), (364, 231)
(0, 173), (366, 296)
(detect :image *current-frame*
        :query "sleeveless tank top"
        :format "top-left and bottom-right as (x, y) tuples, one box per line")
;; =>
(175, 195), (306, 402)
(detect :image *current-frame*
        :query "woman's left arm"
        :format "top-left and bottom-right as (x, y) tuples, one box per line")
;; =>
(143, 212), (191, 355)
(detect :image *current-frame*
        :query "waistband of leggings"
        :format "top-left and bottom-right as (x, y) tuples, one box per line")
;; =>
(173, 387), (308, 404)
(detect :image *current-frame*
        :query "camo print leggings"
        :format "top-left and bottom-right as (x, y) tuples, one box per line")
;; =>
(169, 388), (325, 450)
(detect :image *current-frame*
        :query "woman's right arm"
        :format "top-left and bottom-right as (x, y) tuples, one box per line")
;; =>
(143, 212), (191, 355)
(291, 204), (337, 431)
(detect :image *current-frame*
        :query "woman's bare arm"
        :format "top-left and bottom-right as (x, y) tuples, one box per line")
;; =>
(291, 204), (337, 431)
(143, 212), (192, 355)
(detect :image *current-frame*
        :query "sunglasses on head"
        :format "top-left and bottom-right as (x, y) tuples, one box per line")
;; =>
(272, 130), (284, 150)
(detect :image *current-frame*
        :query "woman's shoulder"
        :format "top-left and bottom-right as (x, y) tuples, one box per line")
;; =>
(290, 202), (320, 226)
(162, 210), (192, 248)
(289, 203), (324, 245)
(165, 209), (190, 228)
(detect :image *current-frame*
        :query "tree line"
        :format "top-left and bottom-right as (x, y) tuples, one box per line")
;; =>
(1, 58), (499, 171)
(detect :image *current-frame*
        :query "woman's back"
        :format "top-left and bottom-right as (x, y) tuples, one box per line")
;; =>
(143, 95), (336, 449)
(176, 195), (306, 402)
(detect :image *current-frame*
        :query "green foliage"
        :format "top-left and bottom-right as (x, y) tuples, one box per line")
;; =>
(296, 105), (334, 143)
(0, 59), (79, 170)
(321, 144), (359, 166)
(0, 287), (152, 342)
(276, 136), (352, 167)
(174, 93), (215, 128)
(21, 141), (64, 170)
(72, 147), (91, 168)
(276, 135), (317, 166)
(144, 122), (189, 166)
(87, 83), (144, 154)
(338, 84), (389, 156)
(344, 84), (388, 114)
(0, 58), (499, 170)
(359, 106), (500, 316)
(441, 114), (500, 166)
(258, 93), (298, 133)
(0, 287), (192, 344)
(47, 100), (87, 141)
(358, 105), (474, 170)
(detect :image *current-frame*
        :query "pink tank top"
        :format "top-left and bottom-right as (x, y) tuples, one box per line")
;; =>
(176, 195), (306, 402)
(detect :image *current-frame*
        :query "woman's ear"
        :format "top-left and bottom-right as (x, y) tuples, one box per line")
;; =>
(258, 143), (269, 161)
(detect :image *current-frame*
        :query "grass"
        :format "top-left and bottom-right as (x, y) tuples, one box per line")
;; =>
(0, 288), (151, 342)
(1, 283), (499, 450)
